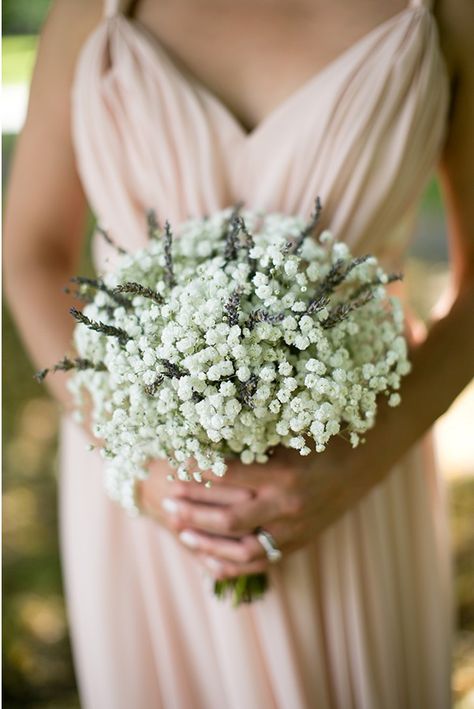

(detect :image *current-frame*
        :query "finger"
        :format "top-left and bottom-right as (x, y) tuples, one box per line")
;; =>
(170, 480), (254, 505)
(214, 453), (299, 489)
(197, 553), (270, 580)
(161, 494), (279, 536)
(178, 529), (265, 564)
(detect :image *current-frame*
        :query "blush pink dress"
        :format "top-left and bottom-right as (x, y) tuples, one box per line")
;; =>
(60, 0), (453, 706)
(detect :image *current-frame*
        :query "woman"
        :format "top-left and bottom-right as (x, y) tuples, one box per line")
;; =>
(4, 0), (473, 706)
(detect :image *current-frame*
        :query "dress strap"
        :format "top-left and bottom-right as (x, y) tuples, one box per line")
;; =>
(408, 0), (434, 10)
(103, 0), (139, 19)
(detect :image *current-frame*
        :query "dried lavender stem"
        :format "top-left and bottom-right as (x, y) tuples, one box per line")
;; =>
(238, 373), (258, 408)
(34, 356), (106, 383)
(163, 221), (175, 287)
(144, 374), (165, 396)
(70, 276), (131, 308)
(146, 209), (161, 240)
(247, 309), (285, 330)
(63, 286), (94, 304)
(114, 281), (163, 304)
(322, 290), (374, 329)
(224, 216), (242, 263)
(96, 225), (127, 255)
(284, 196), (322, 254)
(305, 255), (371, 315)
(159, 359), (188, 379)
(69, 307), (130, 345)
(224, 287), (242, 326)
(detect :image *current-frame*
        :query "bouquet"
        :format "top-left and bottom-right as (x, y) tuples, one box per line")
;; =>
(37, 198), (411, 604)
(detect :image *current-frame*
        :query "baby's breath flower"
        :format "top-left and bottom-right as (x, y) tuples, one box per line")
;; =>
(59, 204), (409, 516)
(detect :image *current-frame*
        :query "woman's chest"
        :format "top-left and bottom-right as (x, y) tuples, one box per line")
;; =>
(128, 0), (408, 133)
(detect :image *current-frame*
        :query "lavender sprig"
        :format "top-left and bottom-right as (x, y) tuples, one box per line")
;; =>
(69, 307), (130, 345)
(224, 287), (242, 326)
(114, 281), (163, 304)
(163, 221), (175, 287)
(247, 309), (285, 330)
(70, 276), (131, 308)
(224, 216), (242, 264)
(322, 290), (374, 329)
(63, 286), (94, 304)
(96, 225), (127, 255)
(349, 272), (403, 302)
(283, 196), (322, 254)
(305, 255), (371, 315)
(144, 374), (165, 396)
(146, 209), (161, 240)
(34, 356), (106, 383)
(159, 359), (188, 379)
(238, 373), (258, 408)
(320, 272), (402, 329)
(238, 218), (258, 277)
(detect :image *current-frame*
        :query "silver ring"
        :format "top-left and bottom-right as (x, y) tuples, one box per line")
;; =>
(255, 527), (282, 563)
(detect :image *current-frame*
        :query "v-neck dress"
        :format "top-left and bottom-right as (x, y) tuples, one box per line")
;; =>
(59, 0), (453, 706)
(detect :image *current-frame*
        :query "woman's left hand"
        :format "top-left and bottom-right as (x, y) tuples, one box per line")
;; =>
(160, 435), (383, 580)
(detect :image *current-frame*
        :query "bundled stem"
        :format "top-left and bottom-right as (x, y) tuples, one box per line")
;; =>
(214, 573), (268, 606)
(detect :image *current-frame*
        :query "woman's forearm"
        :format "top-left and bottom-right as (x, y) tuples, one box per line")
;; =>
(359, 281), (474, 483)
(5, 257), (80, 413)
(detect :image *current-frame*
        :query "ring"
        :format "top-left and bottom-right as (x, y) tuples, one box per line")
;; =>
(255, 527), (282, 563)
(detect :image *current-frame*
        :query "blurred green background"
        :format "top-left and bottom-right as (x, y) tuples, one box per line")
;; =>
(3, 2), (474, 707)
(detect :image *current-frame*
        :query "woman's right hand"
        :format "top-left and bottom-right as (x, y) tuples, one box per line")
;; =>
(137, 462), (264, 578)
(136, 460), (255, 540)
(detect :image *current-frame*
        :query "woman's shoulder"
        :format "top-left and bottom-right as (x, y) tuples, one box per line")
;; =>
(40, 0), (105, 60)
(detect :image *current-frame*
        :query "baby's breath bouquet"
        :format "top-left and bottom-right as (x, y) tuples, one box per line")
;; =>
(37, 198), (411, 604)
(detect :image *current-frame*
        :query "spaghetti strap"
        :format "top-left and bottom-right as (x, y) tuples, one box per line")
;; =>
(103, 0), (137, 19)
(103, 0), (118, 19)
(408, 0), (433, 10)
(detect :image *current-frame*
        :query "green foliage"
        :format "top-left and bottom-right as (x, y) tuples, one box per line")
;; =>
(2, 35), (38, 85)
(3, 0), (52, 36)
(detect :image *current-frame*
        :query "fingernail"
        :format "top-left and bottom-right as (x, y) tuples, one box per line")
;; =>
(179, 530), (200, 549)
(204, 556), (223, 573)
(162, 498), (179, 515)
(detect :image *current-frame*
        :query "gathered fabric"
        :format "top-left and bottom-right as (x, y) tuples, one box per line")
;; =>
(60, 0), (453, 706)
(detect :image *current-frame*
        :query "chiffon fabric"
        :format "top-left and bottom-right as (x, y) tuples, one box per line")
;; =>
(60, 0), (453, 706)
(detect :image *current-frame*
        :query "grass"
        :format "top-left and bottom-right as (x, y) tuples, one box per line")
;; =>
(2, 36), (39, 85)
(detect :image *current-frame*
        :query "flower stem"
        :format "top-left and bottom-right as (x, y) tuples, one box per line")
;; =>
(214, 573), (268, 606)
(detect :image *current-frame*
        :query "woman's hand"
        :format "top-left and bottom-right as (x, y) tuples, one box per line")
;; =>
(139, 434), (380, 580)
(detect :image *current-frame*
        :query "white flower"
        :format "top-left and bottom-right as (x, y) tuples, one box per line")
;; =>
(388, 393), (401, 407)
(236, 366), (251, 381)
(278, 361), (293, 376)
(241, 449), (255, 464)
(284, 260), (298, 277)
